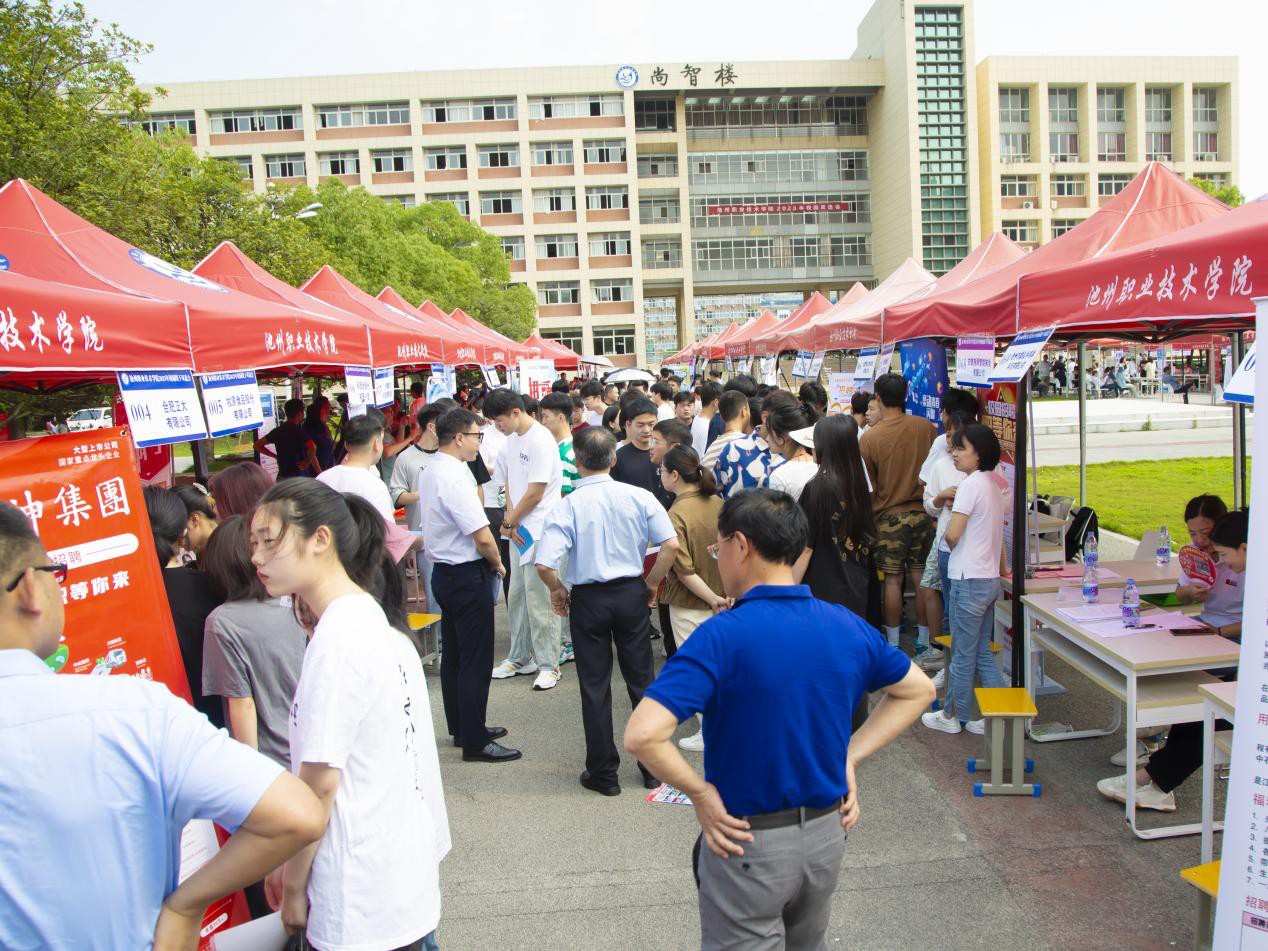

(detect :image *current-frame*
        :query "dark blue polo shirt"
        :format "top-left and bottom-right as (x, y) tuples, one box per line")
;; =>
(645, 584), (911, 815)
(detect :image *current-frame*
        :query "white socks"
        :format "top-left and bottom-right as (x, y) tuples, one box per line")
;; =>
(916, 625), (930, 648)
(885, 626), (901, 647)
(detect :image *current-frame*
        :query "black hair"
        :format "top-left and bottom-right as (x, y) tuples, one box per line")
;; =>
(570, 393), (584, 411)
(662, 445), (718, 496)
(756, 384), (772, 398)
(580, 380), (603, 399)
(651, 382), (674, 401)
(482, 389), (523, 418)
(304, 396), (330, 427)
(673, 390), (696, 407)
(798, 381), (828, 416)
(723, 374), (757, 397)
(800, 415), (876, 552)
(718, 487), (808, 566)
(173, 484), (216, 522)
(719, 390), (749, 423)
(343, 411), (386, 450)
(874, 372), (908, 409)
(436, 408), (480, 446)
(698, 382), (722, 407)
(617, 388), (640, 407)
(1184, 494), (1229, 524)
(760, 389), (798, 416)
(1210, 509), (1249, 549)
(764, 402), (813, 443)
(850, 391), (871, 415)
(550, 379), (570, 393)
(522, 396), (539, 419)
(0, 500), (41, 582)
(950, 423), (1002, 471)
(410, 381), (424, 397)
(619, 397), (657, 429)
(601, 403), (622, 434)
(747, 396), (763, 423)
(941, 387), (980, 421)
(416, 402), (449, 434)
(944, 409), (974, 433)
(203, 515), (266, 602)
(283, 397), (305, 420)
(143, 486), (188, 567)
(256, 479), (407, 632)
(653, 418), (691, 447)
(539, 393), (573, 419)
(574, 425), (617, 471)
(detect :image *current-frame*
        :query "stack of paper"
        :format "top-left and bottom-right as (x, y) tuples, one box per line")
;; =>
(1057, 604), (1123, 622)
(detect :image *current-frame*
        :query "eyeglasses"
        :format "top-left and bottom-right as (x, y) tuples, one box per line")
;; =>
(459, 431), (485, 441)
(706, 543), (720, 560)
(5, 562), (69, 593)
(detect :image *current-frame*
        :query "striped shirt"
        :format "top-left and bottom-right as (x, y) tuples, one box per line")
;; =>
(558, 438), (580, 495)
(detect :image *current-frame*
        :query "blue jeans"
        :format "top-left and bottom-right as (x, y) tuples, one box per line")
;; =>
(423, 930), (440, 951)
(946, 576), (1005, 722)
(937, 548), (951, 636)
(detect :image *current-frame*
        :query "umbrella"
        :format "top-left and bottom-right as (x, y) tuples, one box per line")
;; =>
(602, 367), (657, 384)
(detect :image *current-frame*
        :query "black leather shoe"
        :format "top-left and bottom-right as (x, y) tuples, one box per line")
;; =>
(579, 771), (621, 796)
(453, 727), (508, 748)
(641, 773), (660, 790)
(462, 741), (522, 763)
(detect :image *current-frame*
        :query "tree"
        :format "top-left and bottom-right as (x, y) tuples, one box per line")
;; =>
(1189, 176), (1245, 208)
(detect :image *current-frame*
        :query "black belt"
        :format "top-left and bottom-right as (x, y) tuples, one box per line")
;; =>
(573, 576), (644, 589)
(743, 799), (842, 830)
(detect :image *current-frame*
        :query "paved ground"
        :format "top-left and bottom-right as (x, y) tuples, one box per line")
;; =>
(424, 606), (1216, 950)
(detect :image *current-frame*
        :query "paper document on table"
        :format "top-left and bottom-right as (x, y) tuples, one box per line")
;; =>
(1057, 604), (1123, 622)
(1085, 612), (1209, 638)
(1085, 619), (1150, 638)
(1139, 611), (1210, 630)
(1057, 565), (1121, 581)
(1055, 586), (1083, 602)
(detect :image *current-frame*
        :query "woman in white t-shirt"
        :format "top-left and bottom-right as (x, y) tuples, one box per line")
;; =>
(251, 479), (449, 951)
(762, 403), (819, 501)
(922, 423), (1008, 736)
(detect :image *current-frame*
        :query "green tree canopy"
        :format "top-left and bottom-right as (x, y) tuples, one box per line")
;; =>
(1189, 176), (1245, 208)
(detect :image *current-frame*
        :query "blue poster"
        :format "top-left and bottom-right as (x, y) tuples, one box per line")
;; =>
(900, 338), (949, 431)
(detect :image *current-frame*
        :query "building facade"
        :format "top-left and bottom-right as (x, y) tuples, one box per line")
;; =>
(140, 0), (1237, 365)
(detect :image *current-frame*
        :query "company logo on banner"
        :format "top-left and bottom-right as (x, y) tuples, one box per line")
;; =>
(990, 327), (1056, 383)
(117, 371), (209, 448)
(955, 336), (995, 388)
(128, 248), (228, 293)
(343, 366), (374, 408)
(373, 366), (395, 408)
(900, 339), (950, 429)
(199, 371), (263, 439)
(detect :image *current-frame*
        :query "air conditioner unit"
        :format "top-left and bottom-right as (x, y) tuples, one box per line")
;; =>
(1022, 200), (1035, 209)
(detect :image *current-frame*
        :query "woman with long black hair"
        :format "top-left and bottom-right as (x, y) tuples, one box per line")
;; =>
(251, 479), (448, 951)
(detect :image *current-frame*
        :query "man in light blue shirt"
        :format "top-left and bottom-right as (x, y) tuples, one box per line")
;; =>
(0, 501), (324, 950)
(537, 427), (679, 796)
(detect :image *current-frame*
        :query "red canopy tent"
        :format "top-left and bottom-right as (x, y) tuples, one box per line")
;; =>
(523, 332), (581, 371)
(883, 163), (1230, 344)
(444, 307), (530, 366)
(750, 290), (853, 357)
(696, 322), (744, 361)
(0, 179), (363, 374)
(774, 258), (935, 353)
(375, 287), (490, 366)
(723, 310), (781, 360)
(301, 266), (445, 368)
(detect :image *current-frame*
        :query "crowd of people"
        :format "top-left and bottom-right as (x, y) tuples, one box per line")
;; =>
(0, 361), (1249, 950)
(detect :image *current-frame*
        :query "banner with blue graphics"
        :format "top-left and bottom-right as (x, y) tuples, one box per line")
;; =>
(900, 338), (949, 431)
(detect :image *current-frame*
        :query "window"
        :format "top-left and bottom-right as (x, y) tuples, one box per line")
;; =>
(1050, 219), (1079, 238)
(264, 154), (305, 178)
(592, 325), (636, 356)
(479, 191), (522, 215)
(589, 232), (631, 256)
(535, 233), (578, 258)
(687, 149), (867, 185)
(1096, 88), (1125, 125)
(788, 236), (824, 268)
(642, 239), (682, 268)
(1146, 131), (1172, 161)
(1000, 220), (1038, 243)
(209, 107), (302, 133)
(222, 155), (252, 179)
(639, 195), (680, 224)
(998, 88), (1029, 124)
(999, 133), (1030, 163)
(828, 234), (870, 268)
(137, 111), (196, 136)
(692, 238), (774, 271)
(634, 98), (675, 131)
(529, 94), (624, 119)
(499, 236), (525, 261)
(531, 141), (574, 166)
(1145, 88), (1172, 124)
(541, 328), (583, 351)
(592, 278), (633, 303)
(637, 153), (678, 177)
(533, 188), (576, 213)
(685, 94), (868, 135)
(422, 98), (516, 122)
(384, 195), (417, 208)
(583, 139), (627, 164)
(318, 151), (359, 175)
(1049, 132), (1079, 163)
(424, 146), (466, 171)
(1051, 174), (1085, 197)
(999, 175), (1035, 197)
(585, 185), (629, 210)
(316, 102), (409, 128)
(1194, 132), (1218, 161)
(478, 144), (519, 168)
(1193, 87), (1219, 124)
(372, 148), (414, 173)
(1097, 132), (1126, 162)
(1097, 174), (1131, 197)
(537, 281), (580, 305)
(1048, 87), (1078, 125)
(429, 192), (470, 216)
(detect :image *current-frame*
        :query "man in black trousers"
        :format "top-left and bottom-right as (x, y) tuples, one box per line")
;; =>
(536, 427), (680, 795)
(418, 408), (520, 763)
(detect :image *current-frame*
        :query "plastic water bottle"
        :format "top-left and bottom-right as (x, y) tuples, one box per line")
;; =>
(1156, 526), (1172, 568)
(1121, 579), (1141, 628)
(1084, 531), (1098, 571)
(1082, 561), (1100, 604)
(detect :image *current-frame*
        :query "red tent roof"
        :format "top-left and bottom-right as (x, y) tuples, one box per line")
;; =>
(300, 266), (443, 368)
(446, 308), (530, 365)
(375, 287), (489, 366)
(883, 164), (1230, 343)
(523, 332), (581, 371)
(697, 322), (745, 361)
(723, 310), (781, 359)
(1015, 193), (1266, 339)
(777, 259), (935, 352)
(751, 290), (853, 357)
(0, 179), (359, 374)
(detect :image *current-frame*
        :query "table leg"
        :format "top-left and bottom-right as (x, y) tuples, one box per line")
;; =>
(1201, 703), (1216, 864)
(1125, 676), (1138, 825)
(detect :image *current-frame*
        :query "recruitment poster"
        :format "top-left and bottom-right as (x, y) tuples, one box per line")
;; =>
(899, 339), (949, 430)
(518, 358), (556, 401)
(826, 373), (856, 416)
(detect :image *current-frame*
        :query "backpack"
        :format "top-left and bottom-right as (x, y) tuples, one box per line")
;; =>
(1065, 506), (1099, 562)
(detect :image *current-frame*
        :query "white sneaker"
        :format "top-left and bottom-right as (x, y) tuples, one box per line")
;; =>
(678, 731), (705, 752)
(931, 668), (946, 689)
(1095, 773), (1176, 812)
(491, 659), (538, 679)
(531, 667), (561, 691)
(1110, 740), (1153, 767)
(916, 648), (946, 671)
(921, 711), (962, 734)
(966, 719), (986, 735)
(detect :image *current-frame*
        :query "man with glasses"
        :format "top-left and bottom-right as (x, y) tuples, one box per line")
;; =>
(536, 427), (680, 797)
(418, 409), (519, 763)
(0, 501), (326, 948)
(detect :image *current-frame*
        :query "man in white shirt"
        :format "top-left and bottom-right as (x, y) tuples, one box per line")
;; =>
(418, 409), (520, 763)
(580, 380), (606, 428)
(485, 389), (565, 691)
(691, 382), (721, 457)
(651, 381), (676, 421)
(316, 409), (394, 520)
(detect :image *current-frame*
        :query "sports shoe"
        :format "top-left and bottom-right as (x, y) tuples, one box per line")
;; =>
(916, 646), (946, 671)
(491, 659), (538, 679)
(532, 668), (561, 691)
(931, 668), (946, 690)
(678, 731), (705, 752)
(1095, 773), (1176, 812)
(559, 643), (574, 665)
(966, 719), (986, 735)
(921, 711), (962, 734)
(1110, 739), (1156, 767)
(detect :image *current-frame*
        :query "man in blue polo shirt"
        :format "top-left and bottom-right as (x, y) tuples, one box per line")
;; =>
(625, 488), (933, 950)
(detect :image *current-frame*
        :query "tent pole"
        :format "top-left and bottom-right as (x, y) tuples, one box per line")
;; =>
(1077, 342), (1087, 505)
(1010, 370), (1030, 688)
(1232, 331), (1247, 509)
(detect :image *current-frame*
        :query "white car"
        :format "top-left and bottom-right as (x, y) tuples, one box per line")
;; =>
(67, 407), (112, 431)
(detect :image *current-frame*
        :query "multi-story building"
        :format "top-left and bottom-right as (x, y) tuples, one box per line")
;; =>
(138, 0), (1236, 366)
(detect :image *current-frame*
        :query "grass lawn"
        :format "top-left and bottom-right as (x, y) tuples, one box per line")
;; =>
(172, 433), (257, 473)
(1037, 456), (1246, 541)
